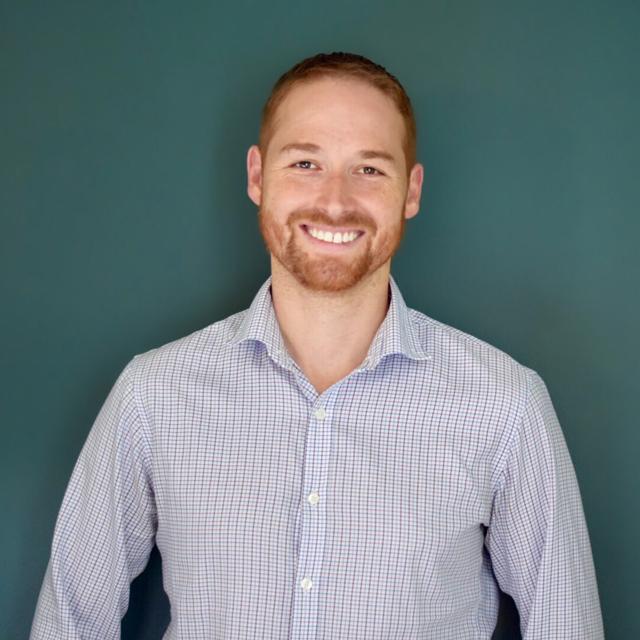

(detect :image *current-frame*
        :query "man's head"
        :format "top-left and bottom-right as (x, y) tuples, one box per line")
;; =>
(247, 51), (424, 293)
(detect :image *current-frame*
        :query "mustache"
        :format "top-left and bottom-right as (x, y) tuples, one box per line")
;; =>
(288, 208), (374, 231)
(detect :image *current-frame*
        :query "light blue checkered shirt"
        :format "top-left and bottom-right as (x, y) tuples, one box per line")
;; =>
(31, 274), (604, 639)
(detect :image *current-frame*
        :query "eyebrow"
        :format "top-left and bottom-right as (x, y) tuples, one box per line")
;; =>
(278, 142), (397, 164)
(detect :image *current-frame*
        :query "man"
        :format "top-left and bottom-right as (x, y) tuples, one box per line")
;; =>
(31, 52), (604, 639)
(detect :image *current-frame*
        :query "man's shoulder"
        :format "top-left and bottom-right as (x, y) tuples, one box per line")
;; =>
(408, 307), (536, 392)
(126, 307), (249, 381)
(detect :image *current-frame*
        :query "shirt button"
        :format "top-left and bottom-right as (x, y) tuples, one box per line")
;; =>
(307, 491), (320, 506)
(301, 577), (313, 591)
(313, 407), (326, 420)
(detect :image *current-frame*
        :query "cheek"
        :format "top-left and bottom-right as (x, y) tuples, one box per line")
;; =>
(352, 178), (403, 203)
(263, 180), (308, 212)
(357, 190), (404, 226)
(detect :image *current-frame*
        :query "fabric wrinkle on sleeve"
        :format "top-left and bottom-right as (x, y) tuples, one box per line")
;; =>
(30, 356), (157, 640)
(485, 369), (604, 639)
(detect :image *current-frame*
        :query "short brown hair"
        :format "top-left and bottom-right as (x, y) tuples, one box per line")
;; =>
(259, 51), (417, 175)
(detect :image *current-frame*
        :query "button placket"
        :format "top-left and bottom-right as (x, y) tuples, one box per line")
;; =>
(290, 398), (335, 638)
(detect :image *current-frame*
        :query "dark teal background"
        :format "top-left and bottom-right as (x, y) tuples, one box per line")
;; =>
(2, 1), (638, 638)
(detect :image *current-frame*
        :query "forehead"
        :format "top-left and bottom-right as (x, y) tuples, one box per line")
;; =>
(269, 76), (406, 153)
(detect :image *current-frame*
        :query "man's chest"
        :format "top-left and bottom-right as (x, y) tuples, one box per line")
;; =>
(150, 376), (500, 563)
(146, 373), (510, 637)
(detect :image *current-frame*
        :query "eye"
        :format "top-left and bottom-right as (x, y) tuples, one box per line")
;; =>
(292, 160), (317, 170)
(359, 166), (384, 176)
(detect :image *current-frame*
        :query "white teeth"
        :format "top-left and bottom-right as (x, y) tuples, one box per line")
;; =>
(307, 226), (360, 244)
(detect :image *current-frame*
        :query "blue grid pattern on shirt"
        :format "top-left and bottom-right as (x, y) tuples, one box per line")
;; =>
(31, 274), (604, 639)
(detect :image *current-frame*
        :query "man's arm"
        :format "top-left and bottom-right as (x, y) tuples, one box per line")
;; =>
(31, 357), (157, 639)
(485, 369), (604, 639)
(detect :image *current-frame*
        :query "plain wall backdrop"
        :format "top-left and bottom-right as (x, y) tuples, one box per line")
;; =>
(1, 1), (638, 638)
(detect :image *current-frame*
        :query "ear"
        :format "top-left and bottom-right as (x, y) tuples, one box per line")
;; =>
(403, 162), (424, 220)
(247, 145), (263, 207)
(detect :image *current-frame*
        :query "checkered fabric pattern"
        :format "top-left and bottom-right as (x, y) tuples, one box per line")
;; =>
(31, 274), (604, 639)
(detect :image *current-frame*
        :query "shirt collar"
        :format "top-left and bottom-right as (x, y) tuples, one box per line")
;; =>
(226, 274), (431, 371)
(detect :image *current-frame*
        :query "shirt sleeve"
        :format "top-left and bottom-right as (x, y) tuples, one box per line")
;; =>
(30, 357), (157, 640)
(485, 369), (605, 639)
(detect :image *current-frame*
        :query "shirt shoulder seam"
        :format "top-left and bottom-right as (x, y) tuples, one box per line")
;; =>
(125, 355), (154, 479)
(493, 367), (535, 494)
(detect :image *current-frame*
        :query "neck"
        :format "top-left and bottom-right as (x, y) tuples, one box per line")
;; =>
(269, 259), (391, 392)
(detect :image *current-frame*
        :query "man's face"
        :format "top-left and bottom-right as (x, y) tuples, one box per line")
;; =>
(247, 75), (423, 293)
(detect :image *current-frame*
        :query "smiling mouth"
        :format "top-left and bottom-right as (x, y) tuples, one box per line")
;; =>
(300, 224), (365, 246)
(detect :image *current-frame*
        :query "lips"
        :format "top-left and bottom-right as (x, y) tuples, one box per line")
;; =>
(300, 223), (365, 235)
(299, 224), (365, 248)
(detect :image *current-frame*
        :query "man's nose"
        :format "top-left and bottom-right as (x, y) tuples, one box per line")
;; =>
(315, 171), (355, 218)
